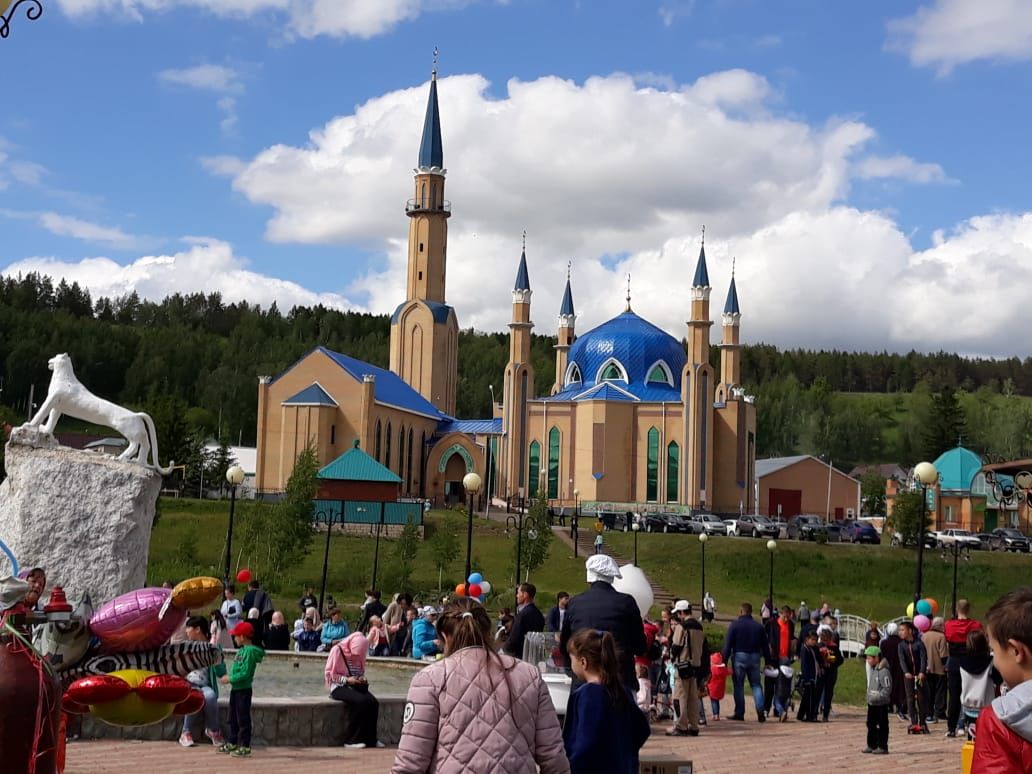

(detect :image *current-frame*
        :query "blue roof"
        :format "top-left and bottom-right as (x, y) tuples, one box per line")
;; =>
(282, 383), (337, 406)
(559, 277), (575, 316)
(514, 250), (531, 291)
(933, 446), (984, 493)
(724, 275), (740, 314)
(390, 299), (455, 325)
(546, 381), (681, 403)
(437, 418), (503, 435)
(318, 442), (402, 483)
(418, 76), (444, 169)
(692, 245), (710, 287)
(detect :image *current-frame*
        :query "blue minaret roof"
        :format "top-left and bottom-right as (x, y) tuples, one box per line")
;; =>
(560, 277), (575, 316)
(723, 275), (740, 314)
(514, 250), (531, 291)
(692, 245), (710, 288)
(418, 74), (444, 169)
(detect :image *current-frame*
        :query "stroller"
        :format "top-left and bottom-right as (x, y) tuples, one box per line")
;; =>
(765, 664), (795, 721)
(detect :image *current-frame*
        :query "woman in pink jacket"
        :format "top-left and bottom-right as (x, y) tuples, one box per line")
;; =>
(325, 632), (381, 749)
(391, 597), (570, 774)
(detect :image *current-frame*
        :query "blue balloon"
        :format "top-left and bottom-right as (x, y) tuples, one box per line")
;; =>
(916, 599), (932, 617)
(468, 572), (483, 585)
(477, 596), (485, 603)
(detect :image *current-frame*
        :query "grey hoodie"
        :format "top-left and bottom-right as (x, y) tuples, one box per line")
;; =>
(992, 680), (1032, 742)
(866, 658), (893, 706)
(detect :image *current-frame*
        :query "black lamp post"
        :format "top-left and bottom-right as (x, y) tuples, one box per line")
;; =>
(766, 539), (777, 614)
(463, 472), (483, 597)
(699, 532), (709, 604)
(318, 504), (340, 618)
(1, 1), (43, 39)
(913, 461), (939, 603)
(507, 511), (527, 606)
(572, 489), (580, 558)
(370, 503), (386, 590)
(223, 465), (245, 586)
(631, 521), (640, 565)
(941, 542), (970, 618)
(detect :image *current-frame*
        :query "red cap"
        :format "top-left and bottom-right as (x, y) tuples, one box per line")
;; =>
(228, 621), (255, 639)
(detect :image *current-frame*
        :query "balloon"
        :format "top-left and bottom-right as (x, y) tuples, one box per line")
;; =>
(90, 588), (186, 654)
(137, 674), (192, 705)
(66, 674), (132, 706)
(926, 598), (939, 615)
(914, 614), (931, 633)
(468, 584), (482, 598)
(479, 580), (492, 596)
(905, 602), (915, 618)
(467, 572), (483, 585)
(171, 577), (223, 610)
(612, 564), (654, 618)
(173, 690), (205, 716)
(236, 568), (253, 584)
(476, 596), (484, 603)
(61, 697), (90, 715)
(454, 583), (466, 597)
(916, 599), (932, 617)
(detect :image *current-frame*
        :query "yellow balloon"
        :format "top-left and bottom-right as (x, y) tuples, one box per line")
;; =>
(171, 577), (224, 610)
(906, 602), (915, 618)
(89, 670), (172, 727)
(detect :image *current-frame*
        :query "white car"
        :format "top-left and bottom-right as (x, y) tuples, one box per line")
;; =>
(933, 529), (982, 550)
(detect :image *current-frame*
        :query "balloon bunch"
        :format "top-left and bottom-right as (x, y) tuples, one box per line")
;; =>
(453, 572), (492, 603)
(904, 597), (939, 632)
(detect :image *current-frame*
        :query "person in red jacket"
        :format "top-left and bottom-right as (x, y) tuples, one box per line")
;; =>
(945, 599), (983, 737)
(972, 587), (1032, 772)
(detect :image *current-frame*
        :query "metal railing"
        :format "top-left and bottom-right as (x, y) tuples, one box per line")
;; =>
(405, 199), (451, 214)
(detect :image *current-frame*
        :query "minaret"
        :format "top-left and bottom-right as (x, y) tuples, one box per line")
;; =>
(503, 238), (536, 499)
(552, 264), (576, 395)
(719, 262), (742, 393)
(682, 229), (715, 509)
(389, 54), (459, 415)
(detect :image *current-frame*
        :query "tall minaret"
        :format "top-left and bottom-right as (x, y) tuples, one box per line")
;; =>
(719, 262), (742, 394)
(552, 264), (576, 395)
(682, 229), (715, 508)
(389, 55), (459, 415)
(503, 239), (536, 499)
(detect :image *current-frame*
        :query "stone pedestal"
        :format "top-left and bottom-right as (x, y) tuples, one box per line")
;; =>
(0, 426), (161, 604)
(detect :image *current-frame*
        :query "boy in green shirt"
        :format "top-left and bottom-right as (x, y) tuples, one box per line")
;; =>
(218, 621), (265, 757)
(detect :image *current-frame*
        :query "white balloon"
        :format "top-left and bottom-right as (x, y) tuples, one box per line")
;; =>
(612, 564), (654, 618)
(479, 580), (492, 595)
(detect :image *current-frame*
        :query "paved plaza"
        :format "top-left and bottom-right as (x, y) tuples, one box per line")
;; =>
(65, 704), (963, 773)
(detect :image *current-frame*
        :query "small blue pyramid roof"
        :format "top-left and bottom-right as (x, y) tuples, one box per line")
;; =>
(560, 277), (575, 316)
(318, 441), (402, 483)
(723, 275), (740, 314)
(418, 75), (444, 169)
(283, 383), (337, 407)
(514, 250), (531, 291)
(692, 245), (710, 287)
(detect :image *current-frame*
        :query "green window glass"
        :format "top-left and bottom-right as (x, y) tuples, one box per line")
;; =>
(528, 441), (541, 497)
(547, 427), (560, 499)
(600, 363), (622, 381)
(646, 427), (659, 502)
(648, 364), (668, 383)
(666, 441), (679, 502)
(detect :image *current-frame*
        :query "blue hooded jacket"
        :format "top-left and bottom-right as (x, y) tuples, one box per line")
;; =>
(412, 617), (440, 659)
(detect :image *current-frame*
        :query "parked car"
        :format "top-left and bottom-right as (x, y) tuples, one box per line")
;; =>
(840, 520), (881, 544)
(770, 518), (788, 538)
(989, 528), (1031, 553)
(890, 531), (938, 548)
(933, 528), (983, 550)
(731, 514), (779, 538)
(786, 515), (828, 541)
(974, 533), (994, 551)
(825, 521), (844, 542)
(595, 511), (633, 531)
(692, 513), (727, 536)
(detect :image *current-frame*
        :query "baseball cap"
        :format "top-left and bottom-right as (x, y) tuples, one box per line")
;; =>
(229, 621), (255, 638)
(673, 600), (692, 613)
(420, 606), (438, 617)
(864, 645), (881, 658)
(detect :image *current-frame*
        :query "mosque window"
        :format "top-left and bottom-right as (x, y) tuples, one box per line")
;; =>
(666, 442), (679, 503)
(528, 441), (541, 497)
(547, 427), (560, 500)
(330, 424), (336, 445)
(566, 363), (582, 386)
(407, 428), (414, 494)
(646, 360), (673, 386)
(646, 427), (659, 502)
(374, 420), (382, 461)
(597, 358), (627, 383)
(385, 421), (393, 471)
(399, 425), (406, 483)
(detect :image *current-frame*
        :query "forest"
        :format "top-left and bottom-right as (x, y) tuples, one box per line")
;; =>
(2, 272), (1031, 480)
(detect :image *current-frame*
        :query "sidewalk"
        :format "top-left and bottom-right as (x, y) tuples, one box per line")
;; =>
(66, 705), (962, 773)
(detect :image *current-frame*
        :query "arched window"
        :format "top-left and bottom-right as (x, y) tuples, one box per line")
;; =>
(597, 358), (628, 383)
(407, 428), (414, 494)
(398, 425), (406, 483)
(600, 363), (623, 381)
(666, 441), (679, 503)
(646, 427), (659, 502)
(528, 441), (541, 497)
(547, 427), (561, 500)
(419, 431), (426, 495)
(565, 362), (582, 387)
(699, 373), (709, 482)
(385, 421), (393, 471)
(646, 360), (674, 386)
(374, 420), (382, 461)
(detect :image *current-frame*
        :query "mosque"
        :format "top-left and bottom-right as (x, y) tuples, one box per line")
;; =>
(254, 69), (757, 516)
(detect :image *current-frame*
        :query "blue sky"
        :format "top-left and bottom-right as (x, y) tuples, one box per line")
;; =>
(2, 0), (1031, 355)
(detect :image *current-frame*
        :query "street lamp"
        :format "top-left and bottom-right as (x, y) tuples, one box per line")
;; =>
(1, 1), (43, 39)
(463, 472), (483, 598)
(507, 510), (526, 606)
(223, 464), (245, 585)
(941, 542), (971, 618)
(913, 461), (939, 603)
(631, 521), (640, 565)
(318, 504), (339, 618)
(699, 532), (709, 604)
(572, 489), (580, 558)
(368, 505), (386, 590)
(766, 539), (777, 614)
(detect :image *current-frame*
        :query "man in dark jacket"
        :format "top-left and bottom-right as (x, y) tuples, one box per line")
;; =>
(764, 606), (795, 717)
(561, 555), (646, 690)
(505, 582), (546, 659)
(721, 602), (772, 722)
(545, 591), (569, 633)
(357, 589), (387, 633)
(898, 620), (929, 732)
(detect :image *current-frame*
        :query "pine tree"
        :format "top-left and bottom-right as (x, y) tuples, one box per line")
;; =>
(922, 389), (967, 460)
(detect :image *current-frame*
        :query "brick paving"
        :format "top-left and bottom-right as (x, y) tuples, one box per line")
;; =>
(66, 703), (964, 773)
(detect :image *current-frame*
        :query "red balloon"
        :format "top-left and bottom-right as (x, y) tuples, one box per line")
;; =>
(61, 696), (90, 715)
(454, 583), (466, 597)
(468, 584), (482, 598)
(173, 690), (206, 716)
(138, 674), (192, 704)
(236, 568), (253, 584)
(66, 674), (132, 705)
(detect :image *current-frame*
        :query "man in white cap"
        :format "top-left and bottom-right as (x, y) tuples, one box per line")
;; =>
(667, 600), (708, 737)
(560, 554), (646, 690)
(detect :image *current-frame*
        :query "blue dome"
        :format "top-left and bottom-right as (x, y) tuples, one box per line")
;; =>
(933, 446), (984, 493)
(564, 311), (686, 394)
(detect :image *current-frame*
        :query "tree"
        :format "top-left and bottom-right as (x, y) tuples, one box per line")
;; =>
(393, 518), (421, 592)
(860, 471), (888, 517)
(513, 492), (554, 584)
(427, 525), (459, 592)
(886, 491), (932, 547)
(922, 389), (966, 460)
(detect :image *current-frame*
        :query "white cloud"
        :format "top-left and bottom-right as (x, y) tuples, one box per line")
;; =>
(158, 64), (243, 94)
(855, 154), (952, 184)
(217, 96), (239, 136)
(887, 0), (1032, 73)
(1, 237), (360, 311)
(38, 212), (140, 248)
(658, 0), (694, 28)
(200, 154), (246, 177)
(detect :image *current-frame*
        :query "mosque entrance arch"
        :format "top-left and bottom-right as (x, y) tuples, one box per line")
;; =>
(427, 435), (483, 506)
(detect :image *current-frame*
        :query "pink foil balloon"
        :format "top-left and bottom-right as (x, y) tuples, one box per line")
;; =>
(90, 588), (186, 653)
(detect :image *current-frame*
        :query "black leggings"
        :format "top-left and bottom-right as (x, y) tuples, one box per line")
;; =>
(229, 689), (252, 748)
(331, 685), (380, 746)
(820, 668), (838, 720)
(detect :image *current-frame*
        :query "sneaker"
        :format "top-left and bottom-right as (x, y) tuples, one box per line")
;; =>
(179, 732), (195, 748)
(204, 730), (225, 746)
(687, 729), (700, 737)
(345, 743), (368, 749)
(896, 711), (908, 722)
(872, 748), (889, 755)
(374, 741), (386, 749)
(230, 746), (251, 757)
(861, 747), (874, 754)
(665, 728), (691, 737)
(217, 743), (237, 754)
(945, 730), (956, 738)
(757, 711), (766, 723)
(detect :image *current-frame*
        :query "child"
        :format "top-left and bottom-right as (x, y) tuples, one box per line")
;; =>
(653, 654), (674, 721)
(973, 587), (1032, 769)
(366, 615), (390, 657)
(898, 620), (929, 733)
(797, 630), (823, 722)
(564, 629), (651, 774)
(295, 617), (320, 652)
(218, 621), (265, 758)
(960, 629), (1002, 740)
(635, 664), (652, 715)
(707, 651), (730, 720)
(179, 616), (226, 748)
(819, 627), (843, 722)
(863, 645), (892, 755)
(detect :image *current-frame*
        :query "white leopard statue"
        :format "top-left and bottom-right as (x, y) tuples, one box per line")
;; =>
(25, 353), (174, 474)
